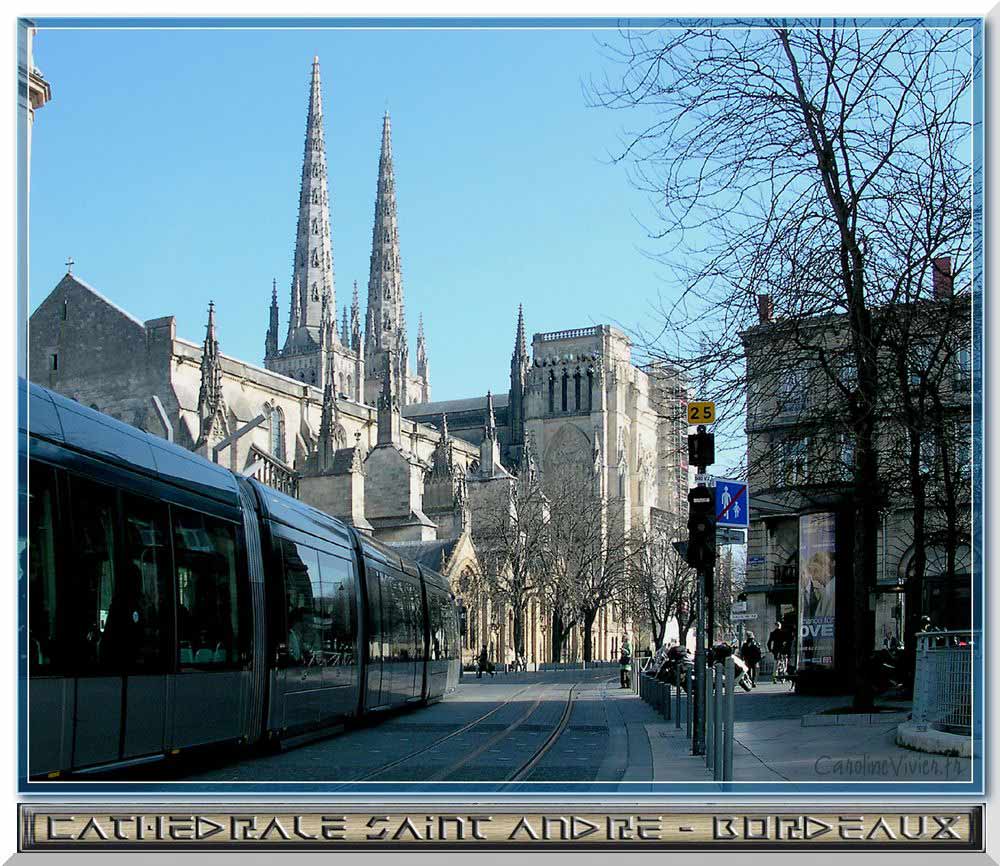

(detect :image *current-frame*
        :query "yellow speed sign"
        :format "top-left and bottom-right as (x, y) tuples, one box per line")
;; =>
(687, 401), (716, 424)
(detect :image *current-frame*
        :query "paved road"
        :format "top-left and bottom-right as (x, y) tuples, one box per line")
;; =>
(186, 673), (653, 783)
(132, 673), (969, 785)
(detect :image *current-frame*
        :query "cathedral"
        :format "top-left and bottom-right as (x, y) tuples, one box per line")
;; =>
(28, 57), (689, 667)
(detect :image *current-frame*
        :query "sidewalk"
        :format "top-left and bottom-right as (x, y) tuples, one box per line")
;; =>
(631, 681), (974, 783)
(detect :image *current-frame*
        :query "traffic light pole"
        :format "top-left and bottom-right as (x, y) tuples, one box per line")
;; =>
(687, 423), (715, 758)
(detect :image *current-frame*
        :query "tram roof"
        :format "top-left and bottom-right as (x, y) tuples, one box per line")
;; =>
(22, 380), (241, 508)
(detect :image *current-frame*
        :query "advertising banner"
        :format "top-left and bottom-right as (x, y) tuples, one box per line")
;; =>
(797, 513), (837, 669)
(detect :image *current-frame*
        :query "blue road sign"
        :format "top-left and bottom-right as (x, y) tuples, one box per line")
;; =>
(715, 479), (749, 528)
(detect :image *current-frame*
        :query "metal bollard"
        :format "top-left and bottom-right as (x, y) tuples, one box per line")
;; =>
(705, 666), (714, 768)
(713, 662), (724, 780)
(665, 678), (672, 721)
(686, 666), (693, 739)
(724, 657), (735, 782)
(633, 660), (639, 694)
(675, 670), (681, 729)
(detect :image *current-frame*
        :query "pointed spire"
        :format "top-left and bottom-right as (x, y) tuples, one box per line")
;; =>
(514, 303), (528, 360)
(285, 56), (335, 349)
(350, 282), (361, 353)
(317, 366), (339, 469)
(439, 412), (449, 442)
(416, 313), (428, 379)
(197, 301), (226, 447)
(484, 390), (497, 439)
(265, 278), (280, 359)
(340, 305), (350, 346)
(364, 110), (410, 403)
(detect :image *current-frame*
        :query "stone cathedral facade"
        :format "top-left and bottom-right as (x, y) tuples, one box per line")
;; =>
(29, 57), (689, 666)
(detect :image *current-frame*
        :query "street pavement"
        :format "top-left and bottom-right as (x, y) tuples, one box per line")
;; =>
(168, 673), (971, 784)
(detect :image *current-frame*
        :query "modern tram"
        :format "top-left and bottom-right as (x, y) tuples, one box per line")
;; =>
(20, 380), (461, 778)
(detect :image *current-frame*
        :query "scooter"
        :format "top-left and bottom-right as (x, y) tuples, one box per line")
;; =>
(707, 643), (753, 692)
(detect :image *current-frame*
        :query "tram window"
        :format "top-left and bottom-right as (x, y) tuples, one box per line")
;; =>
(280, 540), (323, 666)
(27, 464), (60, 673)
(121, 496), (170, 670)
(367, 570), (385, 665)
(316, 551), (357, 666)
(68, 477), (118, 672)
(173, 509), (240, 668)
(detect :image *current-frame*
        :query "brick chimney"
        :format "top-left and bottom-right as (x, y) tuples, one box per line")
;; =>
(932, 257), (953, 299)
(757, 293), (773, 323)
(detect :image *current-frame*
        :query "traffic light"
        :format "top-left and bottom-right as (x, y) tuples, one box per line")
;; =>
(688, 424), (715, 468)
(686, 484), (717, 570)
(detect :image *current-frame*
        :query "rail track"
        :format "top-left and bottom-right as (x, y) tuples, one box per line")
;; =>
(353, 674), (612, 784)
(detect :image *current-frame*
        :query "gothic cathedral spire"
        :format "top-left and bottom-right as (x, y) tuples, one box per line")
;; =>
(364, 111), (408, 405)
(265, 278), (279, 359)
(285, 56), (335, 351)
(509, 304), (530, 454)
(197, 301), (228, 449)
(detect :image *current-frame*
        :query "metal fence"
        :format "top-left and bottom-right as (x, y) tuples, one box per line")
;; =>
(912, 630), (973, 735)
(638, 663), (735, 781)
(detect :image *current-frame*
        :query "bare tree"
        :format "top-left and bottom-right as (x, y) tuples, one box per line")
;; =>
(469, 472), (550, 664)
(627, 516), (696, 650)
(592, 21), (974, 707)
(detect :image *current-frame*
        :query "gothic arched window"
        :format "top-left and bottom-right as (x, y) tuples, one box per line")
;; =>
(311, 190), (319, 204)
(269, 406), (285, 462)
(561, 371), (569, 412)
(311, 218), (318, 235)
(548, 372), (555, 414)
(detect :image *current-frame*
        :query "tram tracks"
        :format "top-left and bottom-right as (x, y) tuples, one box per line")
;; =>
(348, 682), (538, 783)
(338, 674), (613, 785)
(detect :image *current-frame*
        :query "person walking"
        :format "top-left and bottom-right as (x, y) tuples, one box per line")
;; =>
(619, 637), (633, 689)
(740, 632), (762, 687)
(767, 621), (789, 681)
(477, 645), (494, 679)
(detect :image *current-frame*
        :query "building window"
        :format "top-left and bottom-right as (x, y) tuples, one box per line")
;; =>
(953, 422), (971, 479)
(561, 371), (568, 412)
(49, 353), (58, 371)
(587, 369), (594, 411)
(574, 370), (581, 412)
(838, 431), (855, 482)
(61, 300), (68, 321)
(778, 369), (806, 415)
(269, 406), (285, 462)
(954, 347), (971, 391)
(778, 436), (809, 485)
(548, 372), (555, 413)
(918, 431), (938, 477)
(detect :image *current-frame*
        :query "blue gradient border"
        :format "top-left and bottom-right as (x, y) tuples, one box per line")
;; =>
(16, 15), (985, 799)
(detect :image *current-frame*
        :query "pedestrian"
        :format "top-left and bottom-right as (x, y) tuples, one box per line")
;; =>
(767, 620), (789, 681)
(619, 637), (633, 689)
(740, 632), (762, 687)
(477, 645), (494, 679)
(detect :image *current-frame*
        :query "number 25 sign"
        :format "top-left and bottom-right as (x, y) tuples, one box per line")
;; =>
(687, 401), (716, 424)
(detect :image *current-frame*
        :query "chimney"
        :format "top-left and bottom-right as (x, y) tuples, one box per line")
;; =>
(757, 293), (773, 324)
(932, 257), (953, 299)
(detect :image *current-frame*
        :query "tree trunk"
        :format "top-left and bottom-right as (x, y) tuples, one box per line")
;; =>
(582, 608), (598, 662)
(902, 434), (927, 690)
(852, 413), (879, 710)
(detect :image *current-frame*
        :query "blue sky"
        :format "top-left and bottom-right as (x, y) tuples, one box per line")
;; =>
(29, 24), (671, 402)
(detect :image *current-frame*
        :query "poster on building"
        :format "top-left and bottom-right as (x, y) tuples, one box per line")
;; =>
(797, 512), (837, 669)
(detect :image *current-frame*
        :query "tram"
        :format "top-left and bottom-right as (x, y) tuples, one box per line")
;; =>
(20, 380), (461, 778)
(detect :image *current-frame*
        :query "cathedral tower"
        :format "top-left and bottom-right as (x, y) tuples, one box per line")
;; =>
(265, 57), (363, 401)
(363, 112), (429, 406)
